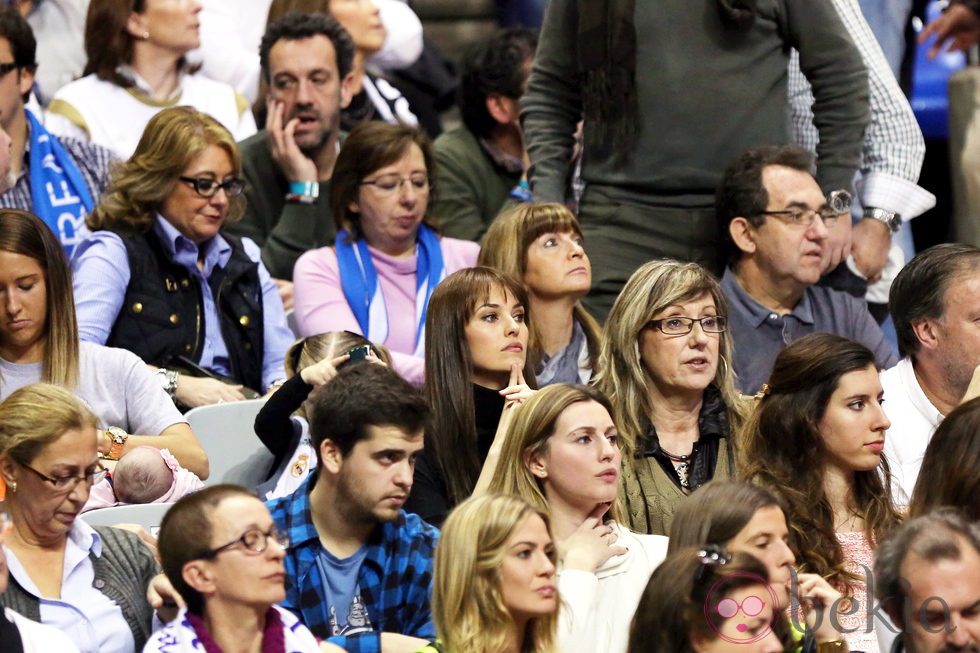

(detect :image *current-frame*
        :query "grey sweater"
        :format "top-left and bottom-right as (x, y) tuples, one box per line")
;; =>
(0, 525), (160, 650)
(523, 0), (870, 206)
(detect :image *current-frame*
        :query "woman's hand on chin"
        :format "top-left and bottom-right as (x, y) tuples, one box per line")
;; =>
(558, 503), (627, 574)
(175, 376), (246, 408)
(499, 363), (535, 408)
(794, 572), (846, 644)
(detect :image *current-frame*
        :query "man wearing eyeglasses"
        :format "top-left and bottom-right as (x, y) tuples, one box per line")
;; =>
(717, 144), (898, 395)
(0, 5), (115, 258)
(225, 13), (355, 310)
(266, 363), (437, 653)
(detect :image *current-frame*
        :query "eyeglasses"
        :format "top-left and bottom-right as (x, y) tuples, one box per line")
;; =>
(757, 208), (841, 227)
(646, 315), (727, 335)
(178, 176), (246, 198)
(0, 62), (19, 77)
(756, 189), (852, 228)
(360, 173), (429, 195)
(198, 526), (290, 560)
(19, 461), (108, 493)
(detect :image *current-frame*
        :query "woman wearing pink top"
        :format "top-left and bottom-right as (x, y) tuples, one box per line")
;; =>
(293, 122), (479, 385)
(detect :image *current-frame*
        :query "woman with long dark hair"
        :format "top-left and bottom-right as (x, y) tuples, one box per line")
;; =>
(404, 267), (535, 527)
(739, 332), (902, 652)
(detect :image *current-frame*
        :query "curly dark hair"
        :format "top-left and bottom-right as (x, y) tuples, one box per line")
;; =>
(737, 333), (901, 592)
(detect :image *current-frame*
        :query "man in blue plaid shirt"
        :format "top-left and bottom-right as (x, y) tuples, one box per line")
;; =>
(267, 363), (438, 653)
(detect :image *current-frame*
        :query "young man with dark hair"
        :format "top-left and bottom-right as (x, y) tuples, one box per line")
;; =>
(716, 144), (897, 394)
(226, 12), (356, 297)
(430, 28), (537, 241)
(0, 5), (115, 257)
(881, 243), (980, 503)
(266, 363), (436, 652)
(874, 510), (980, 653)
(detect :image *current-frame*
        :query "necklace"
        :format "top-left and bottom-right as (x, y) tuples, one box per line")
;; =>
(659, 446), (693, 490)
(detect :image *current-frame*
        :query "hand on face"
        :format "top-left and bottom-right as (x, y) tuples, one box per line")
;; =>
(265, 98), (319, 184)
(558, 503), (626, 573)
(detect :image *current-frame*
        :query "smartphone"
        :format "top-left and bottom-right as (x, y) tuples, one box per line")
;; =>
(345, 345), (371, 363)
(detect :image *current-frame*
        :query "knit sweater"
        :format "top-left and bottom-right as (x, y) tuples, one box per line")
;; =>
(225, 130), (338, 281)
(523, 0), (869, 206)
(430, 126), (521, 242)
(0, 525), (160, 650)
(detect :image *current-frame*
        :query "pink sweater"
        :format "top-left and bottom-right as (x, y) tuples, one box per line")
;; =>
(293, 237), (479, 386)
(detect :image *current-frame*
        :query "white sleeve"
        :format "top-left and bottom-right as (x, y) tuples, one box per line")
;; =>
(557, 569), (599, 653)
(370, 0), (424, 70)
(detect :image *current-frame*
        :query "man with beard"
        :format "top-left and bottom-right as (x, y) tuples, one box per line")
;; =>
(228, 13), (355, 305)
(881, 243), (980, 505)
(266, 362), (437, 653)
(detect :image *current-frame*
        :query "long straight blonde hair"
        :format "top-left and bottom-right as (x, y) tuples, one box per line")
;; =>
(592, 259), (743, 458)
(434, 494), (558, 653)
(0, 210), (79, 388)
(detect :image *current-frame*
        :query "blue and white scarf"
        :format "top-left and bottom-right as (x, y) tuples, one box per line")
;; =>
(27, 109), (93, 256)
(335, 223), (444, 357)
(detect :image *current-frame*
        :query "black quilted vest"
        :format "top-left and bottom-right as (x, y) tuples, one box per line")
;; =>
(106, 230), (265, 391)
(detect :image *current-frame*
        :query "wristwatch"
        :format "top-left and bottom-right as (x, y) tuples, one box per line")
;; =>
(104, 426), (129, 461)
(155, 367), (179, 399)
(863, 207), (902, 233)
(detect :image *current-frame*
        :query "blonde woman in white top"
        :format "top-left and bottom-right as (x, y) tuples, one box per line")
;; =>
(488, 383), (669, 653)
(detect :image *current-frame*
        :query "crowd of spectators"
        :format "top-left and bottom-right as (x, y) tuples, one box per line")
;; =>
(0, 1), (978, 652)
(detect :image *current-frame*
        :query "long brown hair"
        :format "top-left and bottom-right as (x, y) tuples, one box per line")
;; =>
(667, 480), (786, 554)
(478, 203), (601, 374)
(909, 397), (980, 521)
(424, 267), (535, 506)
(488, 383), (624, 523)
(0, 210), (79, 388)
(738, 333), (902, 591)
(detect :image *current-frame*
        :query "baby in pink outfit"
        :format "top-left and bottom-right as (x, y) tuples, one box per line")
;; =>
(83, 446), (205, 511)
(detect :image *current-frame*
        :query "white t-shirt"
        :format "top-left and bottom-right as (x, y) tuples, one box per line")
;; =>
(0, 341), (186, 436)
(880, 357), (944, 507)
(45, 70), (256, 160)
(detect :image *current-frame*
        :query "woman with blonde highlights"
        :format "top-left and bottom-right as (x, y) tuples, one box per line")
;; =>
(479, 203), (600, 386)
(405, 267), (535, 527)
(739, 332), (901, 652)
(489, 383), (668, 653)
(419, 494), (558, 653)
(593, 259), (743, 535)
(72, 106), (293, 409)
(0, 383), (160, 652)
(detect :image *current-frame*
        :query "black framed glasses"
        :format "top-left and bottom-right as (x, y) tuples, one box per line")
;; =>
(360, 173), (429, 195)
(647, 315), (727, 335)
(19, 461), (108, 493)
(178, 176), (246, 198)
(0, 62), (19, 77)
(756, 189), (852, 228)
(198, 526), (289, 560)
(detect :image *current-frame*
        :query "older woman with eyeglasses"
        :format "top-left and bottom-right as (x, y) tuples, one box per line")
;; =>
(144, 484), (331, 653)
(293, 121), (479, 386)
(0, 383), (160, 653)
(593, 260), (746, 536)
(71, 106), (294, 409)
